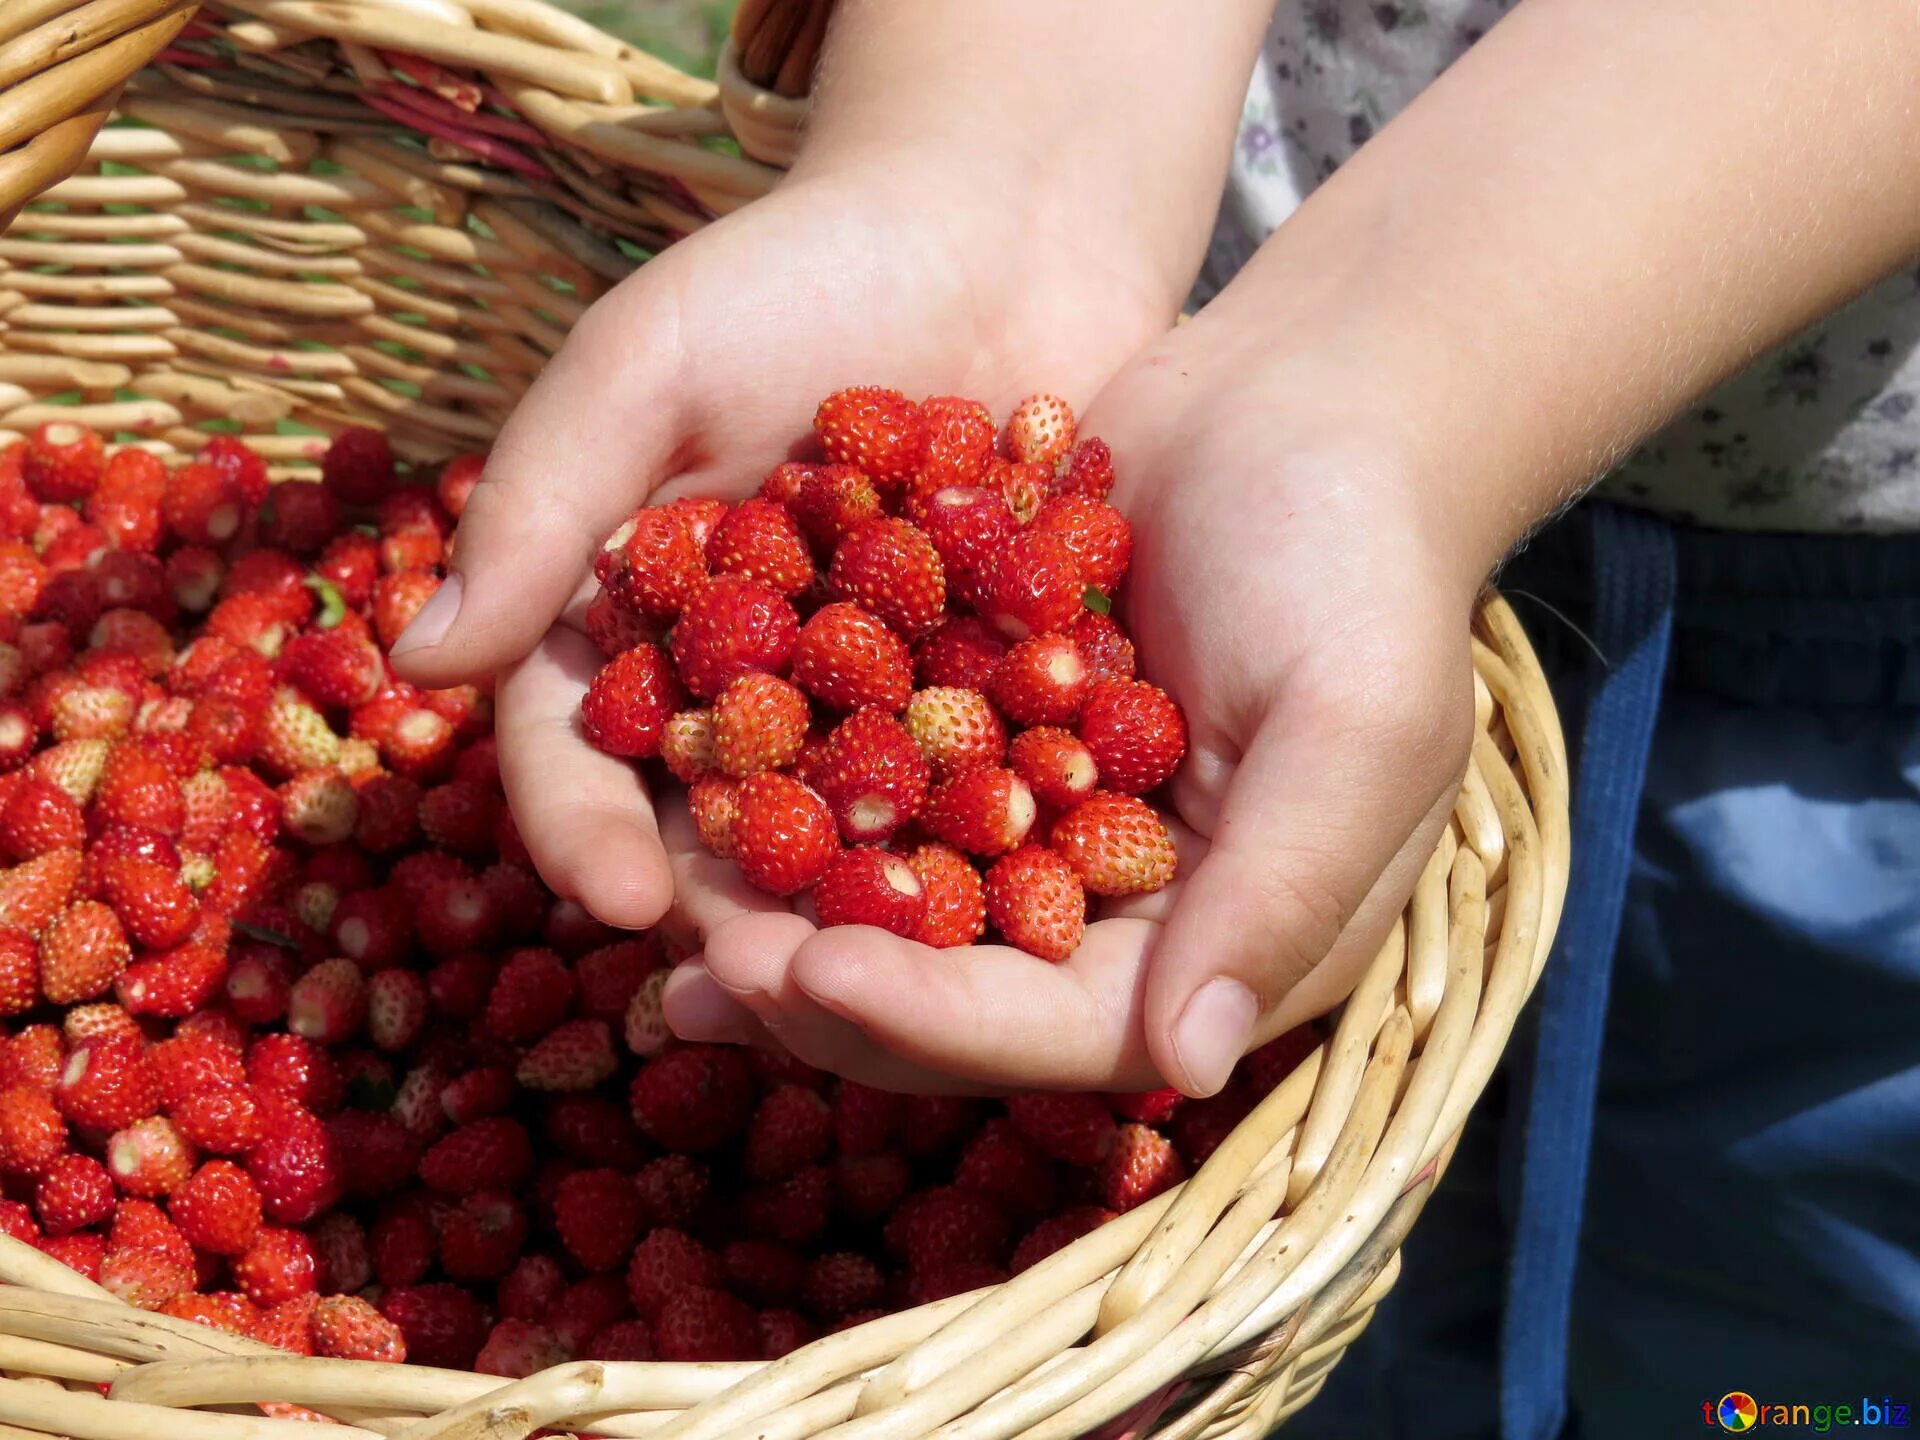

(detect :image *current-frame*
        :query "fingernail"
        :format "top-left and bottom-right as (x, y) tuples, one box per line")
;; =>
(1171, 978), (1258, 1097)
(388, 573), (462, 658)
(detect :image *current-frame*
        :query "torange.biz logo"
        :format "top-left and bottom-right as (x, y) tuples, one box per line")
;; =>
(1705, 1392), (1911, 1432)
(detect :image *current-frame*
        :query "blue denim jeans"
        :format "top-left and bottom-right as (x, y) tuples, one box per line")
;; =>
(1286, 505), (1920, 1438)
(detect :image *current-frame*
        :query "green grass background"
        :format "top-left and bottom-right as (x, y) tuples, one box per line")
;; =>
(556, 0), (738, 76)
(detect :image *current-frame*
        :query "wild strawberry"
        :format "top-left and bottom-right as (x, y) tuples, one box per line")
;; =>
(1006, 1092), (1116, 1167)
(0, 1026), (65, 1094)
(233, 1225), (319, 1307)
(440, 1067), (515, 1124)
(439, 1189), (529, 1281)
(739, 1163), (832, 1246)
(281, 628), (383, 709)
(584, 590), (657, 657)
(118, 943), (227, 1018)
(498, 1252), (567, 1319)
(829, 519), (945, 637)
(1009, 727), (1099, 808)
(0, 1085), (65, 1175)
(807, 707), (930, 843)
(372, 1199), (440, 1283)
(815, 386), (925, 489)
(656, 1286), (757, 1361)
(901, 692), (1003, 787)
(596, 508), (707, 619)
(279, 769), (359, 846)
(258, 695), (339, 778)
(955, 1117), (1057, 1222)
(418, 779), (499, 855)
(100, 1243), (194, 1310)
(984, 846), (1084, 960)
(992, 634), (1090, 727)
(625, 1226), (722, 1318)
(663, 495), (727, 550)
(483, 947), (573, 1041)
(978, 532), (1084, 640)
(320, 426), (395, 505)
(475, 1317), (569, 1378)
(414, 876), (496, 956)
(628, 1045), (755, 1153)
(163, 462), (244, 547)
(588, 1319), (657, 1362)
(759, 461), (814, 509)
(31, 739), (108, 806)
(812, 849), (925, 937)
(581, 643), (682, 758)
(48, 682), (132, 743)
(39, 900), (130, 1003)
(1097, 1123), (1186, 1212)
(706, 499), (813, 596)
(915, 483), (1017, 580)
(1243, 1025), (1321, 1095)
(633, 1154), (710, 1228)
(1030, 495), (1132, 592)
(544, 1093), (645, 1170)
(729, 772), (837, 895)
(371, 570), (441, 650)
(1055, 435), (1116, 499)
(0, 928), (32, 1017)
(710, 672), (808, 778)
(720, 1239), (805, 1307)
(380, 1284), (488, 1369)
(992, 458), (1053, 526)
(802, 1252), (885, 1320)
(1010, 1204), (1115, 1272)
(254, 479), (337, 557)
(918, 395), (998, 487)
(247, 1034), (342, 1113)
(22, 422), (105, 502)
(660, 709), (716, 782)
(671, 577), (800, 699)
(36, 1153), (113, 1234)
(789, 602), (911, 713)
(419, 1116), (534, 1195)
(150, 1034), (246, 1109)
(903, 842), (987, 948)
(0, 776), (82, 858)
(1006, 393), (1077, 467)
(171, 1160), (262, 1255)
(199, 435), (269, 507)
(833, 1150), (910, 1223)
(1077, 680), (1187, 793)
(757, 1308), (814, 1358)
(62, 1001), (141, 1046)
(436, 452), (485, 518)
(912, 617), (1006, 694)
(327, 1111), (420, 1201)
(160, 547), (223, 612)
(686, 774), (739, 858)
(163, 1291), (258, 1336)
(1050, 792), (1176, 896)
(791, 464), (883, 548)
(623, 968), (671, 1057)
(518, 1019), (618, 1093)
(106, 1115), (194, 1196)
(924, 767), (1035, 856)
(387, 850), (468, 911)
(287, 958), (366, 1045)
(0, 542), (47, 618)
(311, 1294), (407, 1362)
(33, 568), (106, 639)
(553, 1167), (644, 1273)
(312, 533), (379, 614)
(247, 1092), (343, 1224)
(0, 704), (36, 774)
(885, 1185), (1009, 1271)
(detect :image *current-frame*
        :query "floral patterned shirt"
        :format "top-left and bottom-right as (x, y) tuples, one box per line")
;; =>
(1202, 0), (1920, 532)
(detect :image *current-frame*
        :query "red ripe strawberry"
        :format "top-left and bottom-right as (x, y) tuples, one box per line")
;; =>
(758, 1309), (814, 1358)
(414, 876), (497, 958)
(517, 1019), (617, 1092)
(102, 855), (198, 949)
(108, 1196), (193, 1271)
(671, 577), (800, 699)
(1011, 1204), (1115, 1272)
(483, 947), (574, 1041)
(687, 774), (739, 858)
(171, 1159), (263, 1254)
(628, 1045), (755, 1153)
(626, 1226), (722, 1318)
(100, 1243), (194, 1310)
(1006, 1092), (1116, 1167)
(0, 1026), (66, 1094)
(924, 767), (1035, 856)
(472, 1316), (566, 1378)
(419, 1117), (534, 1195)
(815, 386), (925, 489)
(655, 1286), (758, 1361)
(418, 779), (499, 855)
(659, 708), (716, 782)
(758, 460), (814, 509)
(553, 1167), (644, 1272)
(312, 532), (380, 613)
(913, 616), (1008, 692)
(984, 846), (1085, 960)
(439, 1189), (529, 1281)
(1008, 727), (1099, 808)
(327, 1112), (420, 1202)
(255, 1296), (320, 1353)
(287, 957), (366, 1045)
(22, 422), (105, 503)
(1030, 495), (1132, 592)
(106, 1115), (194, 1196)
(378, 704), (457, 779)
(39, 900), (131, 1003)
(498, 1252), (567, 1319)
(257, 478), (339, 557)
(200, 435), (269, 507)
(163, 547), (224, 612)
(885, 1185), (1009, 1271)
(311, 1294), (407, 1363)
(281, 628), (384, 709)
(723, 1239), (806, 1306)
(0, 1085), (65, 1175)
(833, 1151), (911, 1223)
(663, 495), (727, 551)
(584, 590), (658, 657)
(918, 395), (997, 488)
(705, 499), (813, 596)
(435, 452), (485, 518)
(320, 426), (395, 505)
(991, 634), (1090, 727)
(380, 1283), (487, 1369)
(587, 1318), (657, 1362)
(904, 841), (987, 948)
(36, 1153), (113, 1234)
(33, 568), (106, 639)
(729, 772), (838, 895)
(597, 507), (707, 619)
(163, 462), (244, 546)
(979, 532), (1085, 640)
(791, 464), (882, 548)
(956, 1117), (1058, 1222)
(316, 1213), (377, 1296)
(711, 672), (808, 778)
(802, 1252), (885, 1319)
(1050, 792), (1176, 896)
(149, 1031), (244, 1106)
(992, 458), (1053, 527)
(832, 1086), (903, 1158)
(232, 1225), (319, 1307)
(328, 888), (409, 972)
(247, 1034), (342, 1113)
(812, 848), (926, 938)
(902, 686), (1007, 780)
(350, 774), (419, 854)
(162, 1291), (258, 1336)
(572, 940), (654, 1029)
(1006, 393), (1077, 467)
(906, 1260), (1007, 1306)
(0, 776), (83, 858)
(543, 1093), (645, 1170)
(791, 602), (913, 713)
(35, 1228), (106, 1280)
(1054, 436), (1115, 500)
(0, 541), (47, 617)
(632, 1154), (709, 1228)
(914, 484), (1017, 580)
(440, 1067), (515, 1124)
(581, 643), (682, 758)
(118, 943), (227, 1018)
(738, 1162), (831, 1246)
(808, 707), (930, 843)
(1243, 1024), (1321, 1095)
(1097, 1123), (1186, 1212)
(372, 570), (442, 650)
(0, 927), (37, 1016)
(247, 1091), (343, 1224)
(743, 1084), (833, 1182)
(829, 519), (945, 638)
(1077, 680), (1187, 794)
(0, 704), (37, 773)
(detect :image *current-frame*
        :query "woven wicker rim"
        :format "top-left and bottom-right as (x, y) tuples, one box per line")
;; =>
(0, 4), (1573, 1437)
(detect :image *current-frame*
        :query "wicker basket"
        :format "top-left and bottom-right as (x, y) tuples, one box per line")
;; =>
(0, 3), (1571, 1436)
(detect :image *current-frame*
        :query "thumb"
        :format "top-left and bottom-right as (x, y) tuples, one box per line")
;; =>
(388, 294), (689, 685)
(1146, 679), (1470, 1097)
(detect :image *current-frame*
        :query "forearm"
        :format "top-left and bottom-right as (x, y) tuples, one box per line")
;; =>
(1201, 0), (1920, 574)
(795, 0), (1274, 310)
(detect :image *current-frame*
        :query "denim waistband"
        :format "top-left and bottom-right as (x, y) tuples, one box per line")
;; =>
(1500, 509), (1920, 708)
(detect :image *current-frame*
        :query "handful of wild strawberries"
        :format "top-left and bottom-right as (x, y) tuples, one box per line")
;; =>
(578, 388), (1186, 961)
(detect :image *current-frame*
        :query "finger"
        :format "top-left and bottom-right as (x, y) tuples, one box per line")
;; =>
(662, 963), (775, 1047)
(655, 785), (787, 950)
(389, 290), (689, 684)
(495, 624), (674, 929)
(1146, 683), (1470, 1097)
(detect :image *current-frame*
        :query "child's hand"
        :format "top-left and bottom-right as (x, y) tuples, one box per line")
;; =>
(388, 168), (1174, 935)
(661, 313), (1485, 1096)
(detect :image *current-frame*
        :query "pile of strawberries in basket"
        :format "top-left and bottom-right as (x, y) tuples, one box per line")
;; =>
(583, 387), (1186, 961)
(0, 413), (1307, 1388)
